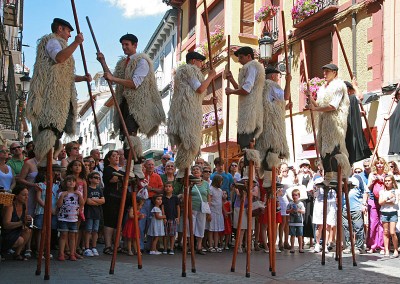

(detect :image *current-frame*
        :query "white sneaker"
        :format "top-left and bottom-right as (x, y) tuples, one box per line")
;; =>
(314, 245), (321, 253)
(91, 248), (99, 256)
(150, 251), (162, 255)
(84, 249), (94, 257)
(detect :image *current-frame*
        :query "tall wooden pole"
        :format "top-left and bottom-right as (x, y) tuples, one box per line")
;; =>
(203, 0), (221, 158)
(333, 24), (378, 158)
(35, 150), (53, 280)
(270, 167), (277, 276)
(131, 181), (142, 269)
(245, 141), (255, 278)
(225, 35), (231, 173)
(281, 11), (295, 162)
(301, 39), (320, 160)
(71, 0), (102, 146)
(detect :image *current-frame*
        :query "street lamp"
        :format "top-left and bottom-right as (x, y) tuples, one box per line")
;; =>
(24, 132), (32, 142)
(20, 72), (31, 97)
(258, 32), (275, 61)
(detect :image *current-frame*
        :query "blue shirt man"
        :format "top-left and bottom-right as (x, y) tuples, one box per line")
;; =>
(210, 157), (234, 200)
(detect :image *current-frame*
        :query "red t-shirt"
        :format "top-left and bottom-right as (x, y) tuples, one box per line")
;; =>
(144, 172), (163, 198)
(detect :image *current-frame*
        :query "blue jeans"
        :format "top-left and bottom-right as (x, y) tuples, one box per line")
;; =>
(139, 199), (153, 250)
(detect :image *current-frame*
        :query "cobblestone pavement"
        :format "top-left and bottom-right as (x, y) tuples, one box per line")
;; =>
(0, 248), (399, 283)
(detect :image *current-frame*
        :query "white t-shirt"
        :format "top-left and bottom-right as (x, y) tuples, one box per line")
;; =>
(129, 54), (149, 87)
(380, 189), (399, 213)
(46, 38), (62, 62)
(57, 192), (80, 222)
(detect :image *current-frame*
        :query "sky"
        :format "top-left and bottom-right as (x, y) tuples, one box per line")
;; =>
(23, 0), (169, 100)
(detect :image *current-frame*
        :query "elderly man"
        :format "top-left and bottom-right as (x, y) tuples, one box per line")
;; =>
(256, 66), (291, 189)
(97, 34), (165, 180)
(140, 159), (164, 251)
(7, 142), (24, 176)
(90, 148), (103, 173)
(27, 18), (91, 163)
(155, 153), (171, 175)
(308, 63), (350, 185)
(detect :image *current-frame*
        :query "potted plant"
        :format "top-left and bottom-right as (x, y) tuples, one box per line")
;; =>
(291, 0), (322, 22)
(300, 77), (325, 101)
(254, 5), (278, 23)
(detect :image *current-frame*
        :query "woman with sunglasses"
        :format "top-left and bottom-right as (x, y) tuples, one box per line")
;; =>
(388, 161), (400, 183)
(0, 145), (15, 192)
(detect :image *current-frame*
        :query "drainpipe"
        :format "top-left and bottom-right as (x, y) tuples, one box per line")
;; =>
(352, 0), (357, 78)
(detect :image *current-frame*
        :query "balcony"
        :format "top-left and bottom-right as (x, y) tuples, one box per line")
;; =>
(9, 36), (21, 51)
(292, 0), (338, 28)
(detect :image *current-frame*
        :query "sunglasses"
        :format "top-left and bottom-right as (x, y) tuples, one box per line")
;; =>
(231, 164), (238, 167)
(203, 170), (211, 173)
(91, 176), (101, 180)
(10, 146), (22, 151)
(89, 160), (95, 163)
(0, 149), (9, 153)
(162, 157), (170, 160)
(354, 170), (362, 174)
(72, 147), (80, 150)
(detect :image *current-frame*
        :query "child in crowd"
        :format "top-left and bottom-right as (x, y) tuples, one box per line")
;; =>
(207, 174), (224, 253)
(378, 175), (399, 257)
(66, 160), (87, 256)
(83, 171), (105, 257)
(162, 182), (180, 255)
(286, 188), (305, 253)
(34, 169), (59, 257)
(148, 194), (166, 255)
(122, 197), (145, 256)
(221, 191), (232, 250)
(57, 175), (84, 261)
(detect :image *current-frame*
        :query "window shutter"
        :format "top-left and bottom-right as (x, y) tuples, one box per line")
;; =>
(241, 0), (254, 34)
(310, 35), (332, 78)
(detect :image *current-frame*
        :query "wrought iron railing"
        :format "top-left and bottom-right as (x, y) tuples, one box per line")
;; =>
(292, 0), (338, 26)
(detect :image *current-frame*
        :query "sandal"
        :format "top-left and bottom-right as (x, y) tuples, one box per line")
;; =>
(14, 254), (28, 261)
(299, 249), (304, 253)
(208, 247), (216, 253)
(216, 247), (223, 253)
(196, 250), (206, 255)
(103, 247), (113, 255)
(24, 249), (32, 258)
(290, 250), (295, 254)
(127, 250), (134, 256)
(393, 251), (399, 258)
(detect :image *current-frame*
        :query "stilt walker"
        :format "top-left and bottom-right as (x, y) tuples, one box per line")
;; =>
(245, 142), (255, 278)
(86, 17), (145, 273)
(27, 16), (92, 279)
(302, 39), (351, 269)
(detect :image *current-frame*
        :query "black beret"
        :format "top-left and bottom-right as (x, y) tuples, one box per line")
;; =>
(234, 46), (254, 57)
(186, 51), (206, 62)
(344, 81), (354, 90)
(119, 34), (138, 44)
(53, 18), (74, 31)
(265, 66), (281, 75)
(322, 63), (338, 71)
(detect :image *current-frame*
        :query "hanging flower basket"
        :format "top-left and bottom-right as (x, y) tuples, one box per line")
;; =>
(255, 5), (278, 23)
(300, 77), (325, 101)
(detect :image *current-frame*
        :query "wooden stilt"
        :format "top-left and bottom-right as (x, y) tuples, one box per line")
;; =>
(188, 188), (196, 273)
(321, 186), (328, 265)
(230, 190), (245, 272)
(267, 193), (272, 272)
(270, 167), (277, 276)
(245, 155), (254, 278)
(336, 167), (343, 270)
(109, 152), (133, 274)
(130, 168), (142, 269)
(35, 150), (53, 280)
(181, 168), (189, 277)
(344, 179), (357, 266)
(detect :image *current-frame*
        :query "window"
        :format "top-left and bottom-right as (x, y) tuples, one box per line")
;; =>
(200, 0), (225, 43)
(240, 0), (254, 34)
